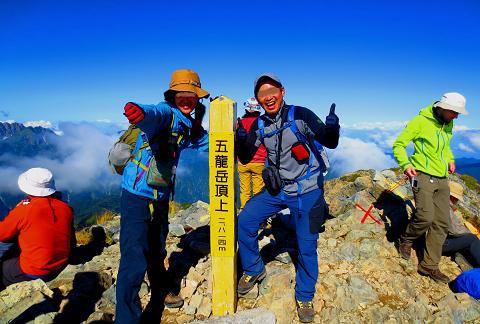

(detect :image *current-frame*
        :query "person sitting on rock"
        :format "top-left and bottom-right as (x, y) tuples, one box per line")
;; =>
(0, 168), (75, 290)
(442, 181), (480, 269)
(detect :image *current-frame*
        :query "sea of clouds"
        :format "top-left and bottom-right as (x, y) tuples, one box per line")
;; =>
(0, 120), (478, 196)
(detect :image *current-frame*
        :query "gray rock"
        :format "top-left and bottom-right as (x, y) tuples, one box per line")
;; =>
(0, 280), (56, 322)
(380, 169), (397, 179)
(47, 264), (85, 290)
(169, 223), (186, 237)
(336, 242), (360, 261)
(345, 229), (374, 242)
(358, 239), (382, 259)
(192, 307), (275, 323)
(354, 176), (372, 191)
(373, 171), (387, 182)
(95, 284), (116, 313)
(172, 201), (210, 230)
(184, 303), (197, 315)
(86, 311), (114, 322)
(452, 299), (480, 322)
(274, 251), (292, 264)
(348, 275), (378, 304)
(259, 268), (292, 296)
(189, 294), (204, 309)
(31, 312), (57, 324)
(197, 298), (212, 318)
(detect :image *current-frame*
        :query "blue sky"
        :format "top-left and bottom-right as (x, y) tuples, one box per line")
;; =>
(0, 0), (479, 128)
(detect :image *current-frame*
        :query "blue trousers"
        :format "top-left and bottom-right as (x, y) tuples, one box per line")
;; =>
(443, 233), (480, 268)
(115, 189), (169, 324)
(238, 188), (326, 301)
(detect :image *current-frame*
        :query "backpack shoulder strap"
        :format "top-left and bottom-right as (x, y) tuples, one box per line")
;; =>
(257, 117), (266, 144)
(288, 105), (329, 173)
(288, 105), (307, 143)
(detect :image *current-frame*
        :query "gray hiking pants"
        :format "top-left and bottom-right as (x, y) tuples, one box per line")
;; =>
(403, 171), (450, 270)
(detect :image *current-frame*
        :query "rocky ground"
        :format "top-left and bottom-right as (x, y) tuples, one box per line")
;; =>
(1, 169), (479, 323)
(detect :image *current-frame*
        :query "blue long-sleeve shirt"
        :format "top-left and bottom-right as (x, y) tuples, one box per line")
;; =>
(121, 101), (208, 200)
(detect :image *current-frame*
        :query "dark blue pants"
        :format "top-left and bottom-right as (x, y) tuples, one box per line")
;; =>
(238, 188), (325, 301)
(443, 233), (480, 268)
(115, 189), (169, 324)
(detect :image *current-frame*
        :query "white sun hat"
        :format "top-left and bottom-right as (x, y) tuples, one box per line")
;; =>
(434, 92), (468, 115)
(18, 168), (56, 197)
(244, 97), (261, 112)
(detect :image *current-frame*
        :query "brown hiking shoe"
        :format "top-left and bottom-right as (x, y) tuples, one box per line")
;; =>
(296, 300), (315, 323)
(418, 264), (450, 283)
(238, 269), (266, 295)
(164, 292), (184, 308)
(398, 239), (412, 260)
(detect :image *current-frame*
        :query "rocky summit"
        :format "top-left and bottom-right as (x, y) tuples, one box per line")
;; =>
(1, 169), (479, 323)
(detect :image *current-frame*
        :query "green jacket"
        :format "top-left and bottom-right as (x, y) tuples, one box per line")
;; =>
(393, 105), (454, 177)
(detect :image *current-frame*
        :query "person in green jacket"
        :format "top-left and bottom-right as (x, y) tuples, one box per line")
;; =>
(393, 92), (468, 283)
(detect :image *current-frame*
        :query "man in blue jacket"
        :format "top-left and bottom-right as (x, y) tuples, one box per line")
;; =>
(236, 73), (340, 323)
(116, 70), (209, 324)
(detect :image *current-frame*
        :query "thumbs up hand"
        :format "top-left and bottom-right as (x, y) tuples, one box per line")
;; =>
(325, 103), (339, 127)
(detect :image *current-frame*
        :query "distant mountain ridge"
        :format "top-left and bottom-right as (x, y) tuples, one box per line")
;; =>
(0, 121), (478, 226)
(0, 121), (58, 157)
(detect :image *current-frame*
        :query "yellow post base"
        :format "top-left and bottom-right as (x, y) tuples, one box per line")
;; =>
(211, 256), (237, 315)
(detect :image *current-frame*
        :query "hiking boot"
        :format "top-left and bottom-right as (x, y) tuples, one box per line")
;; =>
(418, 264), (450, 283)
(238, 269), (266, 295)
(164, 292), (184, 308)
(398, 239), (412, 260)
(296, 300), (315, 323)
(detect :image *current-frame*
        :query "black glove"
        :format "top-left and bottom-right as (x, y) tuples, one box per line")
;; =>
(325, 103), (339, 127)
(236, 118), (247, 143)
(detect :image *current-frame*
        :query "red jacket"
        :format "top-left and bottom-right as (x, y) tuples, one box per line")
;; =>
(0, 196), (74, 276)
(239, 114), (267, 164)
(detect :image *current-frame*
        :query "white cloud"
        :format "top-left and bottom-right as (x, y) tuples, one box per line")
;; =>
(0, 122), (119, 194)
(328, 137), (397, 177)
(24, 120), (54, 129)
(458, 143), (475, 153)
(469, 134), (480, 150)
(343, 121), (407, 131)
(454, 125), (471, 131)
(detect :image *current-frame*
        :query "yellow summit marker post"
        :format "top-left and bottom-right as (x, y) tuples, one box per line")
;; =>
(209, 96), (237, 315)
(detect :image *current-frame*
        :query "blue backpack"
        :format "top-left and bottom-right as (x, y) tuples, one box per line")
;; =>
(257, 105), (330, 175)
(451, 268), (480, 299)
